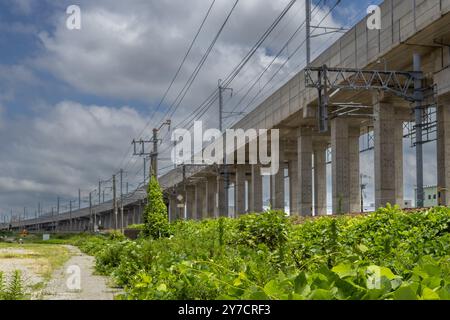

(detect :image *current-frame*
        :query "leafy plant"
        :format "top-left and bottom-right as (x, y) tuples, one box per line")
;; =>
(0, 270), (25, 300)
(143, 176), (171, 239)
(235, 210), (289, 250)
(72, 206), (450, 300)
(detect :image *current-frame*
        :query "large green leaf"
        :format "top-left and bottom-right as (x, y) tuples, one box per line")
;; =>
(393, 286), (418, 300)
(332, 263), (357, 279)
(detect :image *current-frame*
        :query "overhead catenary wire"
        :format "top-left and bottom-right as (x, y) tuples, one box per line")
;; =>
(229, 0), (342, 121)
(116, 0), (218, 173)
(120, 1), (239, 177)
(125, 0), (303, 175)
(164, 0), (301, 137)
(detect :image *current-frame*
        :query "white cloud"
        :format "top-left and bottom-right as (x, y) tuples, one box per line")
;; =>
(34, 0), (342, 107)
(0, 101), (149, 213)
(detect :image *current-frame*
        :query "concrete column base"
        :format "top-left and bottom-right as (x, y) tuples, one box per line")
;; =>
(297, 128), (313, 216)
(250, 164), (263, 212)
(314, 142), (328, 216)
(289, 159), (299, 215)
(235, 166), (247, 216)
(331, 118), (360, 214)
(438, 102), (450, 205)
(374, 97), (404, 208)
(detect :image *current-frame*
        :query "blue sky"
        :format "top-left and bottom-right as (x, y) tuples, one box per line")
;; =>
(0, 0), (433, 221)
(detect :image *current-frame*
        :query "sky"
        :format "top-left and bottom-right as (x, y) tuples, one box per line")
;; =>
(0, 0), (436, 221)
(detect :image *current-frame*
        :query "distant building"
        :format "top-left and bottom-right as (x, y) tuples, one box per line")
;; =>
(415, 186), (439, 207)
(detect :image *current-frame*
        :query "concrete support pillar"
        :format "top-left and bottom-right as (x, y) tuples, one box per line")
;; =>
(331, 118), (360, 214)
(185, 186), (195, 220)
(250, 164), (263, 212)
(235, 166), (247, 216)
(314, 142), (328, 215)
(297, 128), (313, 216)
(374, 99), (404, 208)
(206, 176), (216, 218)
(216, 176), (227, 217)
(169, 194), (177, 222)
(437, 102), (450, 206)
(289, 159), (299, 215)
(270, 142), (285, 211)
(195, 183), (206, 220)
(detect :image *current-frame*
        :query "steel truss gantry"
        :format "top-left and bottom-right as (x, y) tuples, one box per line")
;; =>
(305, 54), (437, 207)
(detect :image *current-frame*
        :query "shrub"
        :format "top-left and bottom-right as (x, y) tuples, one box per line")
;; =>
(143, 176), (171, 239)
(235, 210), (289, 250)
(127, 224), (145, 231)
(74, 206), (450, 300)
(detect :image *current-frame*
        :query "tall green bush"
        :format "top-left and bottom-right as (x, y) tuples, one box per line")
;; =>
(143, 176), (170, 239)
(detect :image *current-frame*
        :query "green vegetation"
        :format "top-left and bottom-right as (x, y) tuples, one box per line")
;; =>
(0, 270), (25, 300)
(143, 176), (170, 239)
(73, 205), (450, 300)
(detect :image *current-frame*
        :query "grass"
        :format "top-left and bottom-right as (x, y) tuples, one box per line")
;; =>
(0, 243), (71, 281)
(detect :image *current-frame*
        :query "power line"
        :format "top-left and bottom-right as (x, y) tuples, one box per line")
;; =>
(165, 0), (300, 136)
(121, 0), (239, 177)
(165, 0), (240, 120)
(116, 0), (217, 172)
(231, 0), (341, 119)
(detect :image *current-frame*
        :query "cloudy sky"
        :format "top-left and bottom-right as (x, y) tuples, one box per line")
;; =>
(0, 0), (436, 220)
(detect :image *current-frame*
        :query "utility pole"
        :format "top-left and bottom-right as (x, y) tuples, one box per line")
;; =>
(56, 197), (60, 233)
(306, 0), (311, 65)
(414, 53), (424, 208)
(152, 129), (158, 178)
(93, 209), (97, 233)
(360, 174), (368, 213)
(219, 79), (233, 218)
(78, 189), (81, 209)
(143, 157), (147, 185)
(89, 192), (93, 232)
(120, 169), (124, 233)
(99, 181), (101, 204)
(132, 120), (170, 182)
(69, 200), (73, 232)
(113, 174), (118, 230)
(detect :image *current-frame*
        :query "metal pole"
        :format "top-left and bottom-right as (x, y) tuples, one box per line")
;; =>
(99, 181), (101, 204)
(414, 53), (424, 208)
(121, 205), (124, 233)
(113, 174), (118, 230)
(306, 0), (311, 65)
(120, 169), (124, 233)
(89, 192), (93, 232)
(152, 129), (158, 179)
(69, 200), (73, 232)
(219, 80), (229, 217)
(360, 175), (364, 213)
(78, 189), (81, 209)
(143, 158), (147, 184)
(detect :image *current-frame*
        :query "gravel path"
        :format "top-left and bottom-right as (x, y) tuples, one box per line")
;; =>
(40, 245), (121, 300)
